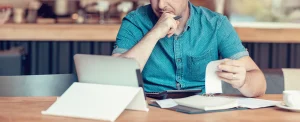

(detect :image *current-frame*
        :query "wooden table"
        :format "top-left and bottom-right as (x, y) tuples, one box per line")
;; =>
(0, 95), (299, 122)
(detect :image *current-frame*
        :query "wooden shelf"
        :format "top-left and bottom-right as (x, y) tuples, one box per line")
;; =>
(1, 23), (300, 43)
(236, 27), (300, 43)
(0, 24), (120, 41)
(233, 22), (300, 43)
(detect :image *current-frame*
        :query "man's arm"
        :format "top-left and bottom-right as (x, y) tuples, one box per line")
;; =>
(215, 16), (266, 97)
(112, 31), (160, 71)
(113, 13), (179, 71)
(217, 56), (267, 97)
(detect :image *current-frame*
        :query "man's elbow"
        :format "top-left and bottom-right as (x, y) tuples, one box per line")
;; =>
(244, 88), (266, 98)
(255, 71), (267, 97)
(259, 79), (267, 96)
(253, 83), (266, 98)
(247, 78), (267, 98)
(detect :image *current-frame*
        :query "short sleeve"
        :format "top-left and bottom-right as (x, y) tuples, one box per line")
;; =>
(217, 16), (249, 60)
(112, 14), (143, 54)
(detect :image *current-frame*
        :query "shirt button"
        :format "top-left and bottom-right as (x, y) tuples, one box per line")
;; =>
(177, 76), (181, 80)
(176, 58), (182, 62)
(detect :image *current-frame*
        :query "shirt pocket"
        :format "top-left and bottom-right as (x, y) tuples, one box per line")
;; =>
(187, 49), (213, 81)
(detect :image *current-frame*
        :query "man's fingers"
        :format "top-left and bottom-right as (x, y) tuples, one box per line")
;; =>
(217, 71), (240, 80)
(218, 65), (241, 73)
(219, 77), (232, 84)
(217, 71), (245, 89)
(167, 28), (175, 37)
(158, 13), (179, 38)
(167, 33), (174, 38)
(217, 71), (233, 80)
(166, 13), (176, 18)
(161, 12), (175, 18)
(221, 59), (244, 67)
(219, 77), (241, 88)
(176, 20), (180, 25)
(167, 20), (178, 38)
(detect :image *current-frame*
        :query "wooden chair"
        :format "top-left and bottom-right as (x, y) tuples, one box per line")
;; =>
(0, 47), (25, 76)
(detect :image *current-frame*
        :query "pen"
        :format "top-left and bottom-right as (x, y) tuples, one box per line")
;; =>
(173, 15), (182, 20)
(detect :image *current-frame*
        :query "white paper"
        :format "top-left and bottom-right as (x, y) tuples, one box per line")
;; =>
(156, 99), (178, 108)
(205, 60), (223, 94)
(174, 95), (238, 111)
(126, 88), (149, 112)
(238, 98), (281, 109)
(42, 82), (148, 122)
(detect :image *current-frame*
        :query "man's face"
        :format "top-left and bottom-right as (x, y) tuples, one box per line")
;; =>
(150, 0), (189, 17)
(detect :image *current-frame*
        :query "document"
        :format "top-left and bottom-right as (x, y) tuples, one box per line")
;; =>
(205, 60), (223, 94)
(156, 99), (178, 108)
(154, 95), (280, 111)
(42, 82), (148, 122)
(237, 98), (281, 109)
(174, 95), (238, 111)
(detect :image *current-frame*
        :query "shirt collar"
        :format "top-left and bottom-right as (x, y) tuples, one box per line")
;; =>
(185, 1), (196, 31)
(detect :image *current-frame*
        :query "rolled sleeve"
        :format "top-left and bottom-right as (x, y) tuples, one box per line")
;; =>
(112, 47), (128, 54)
(229, 51), (249, 60)
(217, 16), (249, 60)
(112, 13), (143, 55)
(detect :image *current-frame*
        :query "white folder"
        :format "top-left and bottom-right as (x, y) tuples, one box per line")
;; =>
(42, 82), (148, 122)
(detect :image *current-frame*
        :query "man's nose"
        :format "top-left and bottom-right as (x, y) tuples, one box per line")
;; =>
(158, 0), (166, 11)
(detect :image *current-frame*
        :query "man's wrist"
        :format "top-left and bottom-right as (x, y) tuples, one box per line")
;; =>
(148, 28), (162, 41)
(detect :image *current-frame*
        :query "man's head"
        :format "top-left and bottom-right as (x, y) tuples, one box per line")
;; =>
(150, 0), (189, 17)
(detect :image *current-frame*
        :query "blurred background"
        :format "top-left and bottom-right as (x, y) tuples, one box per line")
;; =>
(0, 0), (300, 76)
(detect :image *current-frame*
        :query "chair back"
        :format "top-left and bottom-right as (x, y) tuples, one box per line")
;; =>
(0, 74), (77, 96)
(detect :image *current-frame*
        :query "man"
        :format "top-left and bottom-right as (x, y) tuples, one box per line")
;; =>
(112, 0), (266, 97)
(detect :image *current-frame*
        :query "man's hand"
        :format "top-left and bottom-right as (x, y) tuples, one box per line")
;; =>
(216, 59), (247, 89)
(151, 13), (180, 39)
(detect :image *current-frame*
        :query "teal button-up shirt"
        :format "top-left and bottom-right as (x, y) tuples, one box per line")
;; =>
(112, 2), (249, 93)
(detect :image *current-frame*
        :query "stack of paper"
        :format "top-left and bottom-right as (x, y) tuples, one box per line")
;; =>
(155, 95), (280, 111)
(237, 98), (281, 109)
(174, 95), (238, 111)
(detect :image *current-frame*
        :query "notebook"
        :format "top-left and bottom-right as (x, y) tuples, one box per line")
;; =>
(173, 95), (238, 111)
(150, 95), (280, 114)
(149, 101), (247, 114)
(145, 89), (202, 100)
(149, 95), (244, 114)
